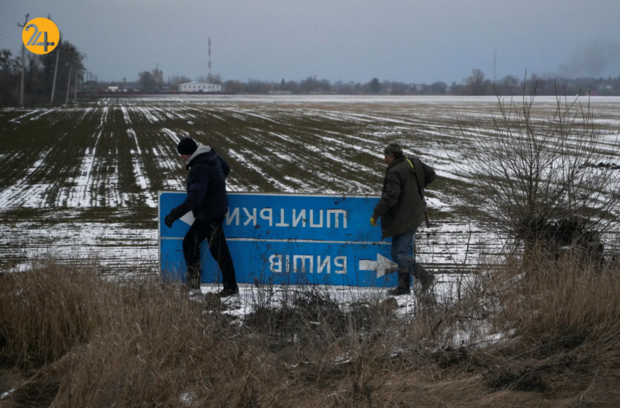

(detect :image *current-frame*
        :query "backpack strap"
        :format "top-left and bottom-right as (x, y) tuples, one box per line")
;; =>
(406, 158), (431, 228)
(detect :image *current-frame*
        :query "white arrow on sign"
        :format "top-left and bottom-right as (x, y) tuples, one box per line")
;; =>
(180, 212), (195, 226)
(359, 254), (398, 278)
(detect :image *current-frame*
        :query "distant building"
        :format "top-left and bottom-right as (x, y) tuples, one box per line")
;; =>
(178, 81), (221, 93)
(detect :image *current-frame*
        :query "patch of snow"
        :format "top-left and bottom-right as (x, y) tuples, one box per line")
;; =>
(160, 128), (181, 144)
(120, 106), (132, 124)
(1, 389), (16, 400)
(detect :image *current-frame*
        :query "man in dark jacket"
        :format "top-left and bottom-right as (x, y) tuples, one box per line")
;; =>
(164, 137), (238, 297)
(371, 142), (436, 296)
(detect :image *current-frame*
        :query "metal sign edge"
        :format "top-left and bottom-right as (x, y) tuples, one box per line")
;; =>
(157, 190), (381, 199)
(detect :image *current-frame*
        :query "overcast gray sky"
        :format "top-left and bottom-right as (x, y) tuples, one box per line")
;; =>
(1, 0), (619, 84)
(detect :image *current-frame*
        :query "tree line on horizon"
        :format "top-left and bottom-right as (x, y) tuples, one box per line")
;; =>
(0, 40), (86, 106)
(2, 41), (620, 106)
(223, 72), (620, 97)
(129, 68), (620, 97)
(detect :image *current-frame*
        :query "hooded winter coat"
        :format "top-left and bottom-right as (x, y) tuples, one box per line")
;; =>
(169, 143), (231, 221)
(372, 156), (436, 239)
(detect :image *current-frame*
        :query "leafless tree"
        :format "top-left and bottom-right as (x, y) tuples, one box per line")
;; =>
(462, 83), (620, 260)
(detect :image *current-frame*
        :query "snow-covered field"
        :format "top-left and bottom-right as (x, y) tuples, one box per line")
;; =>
(1, 95), (619, 279)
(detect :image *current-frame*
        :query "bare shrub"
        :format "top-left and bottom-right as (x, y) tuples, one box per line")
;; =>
(462, 84), (620, 260)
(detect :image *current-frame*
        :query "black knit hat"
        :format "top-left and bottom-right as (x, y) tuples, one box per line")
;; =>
(177, 138), (198, 155)
(384, 143), (403, 158)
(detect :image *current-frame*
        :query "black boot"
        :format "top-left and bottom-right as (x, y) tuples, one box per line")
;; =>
(217, 285), (239, 298)
(414, 264), (434, 292)
(387, 272), (411, 296)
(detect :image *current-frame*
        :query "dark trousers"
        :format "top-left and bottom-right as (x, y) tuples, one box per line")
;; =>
(391, 226), (418, 289)
(182, 215), (237, 289)
(391, 225), (432, 289)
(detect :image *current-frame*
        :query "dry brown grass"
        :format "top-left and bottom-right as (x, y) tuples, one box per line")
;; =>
(1, 253), (620, 407)
(491, 251), (620, 361)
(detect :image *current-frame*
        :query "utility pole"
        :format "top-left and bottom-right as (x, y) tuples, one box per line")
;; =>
(51, 35), (61, 103)
(74, 67), (79, 101)
(208, 38), (212, 78)
(66, 63), (72, 104)
(493, 50), (497, 83)
(17, 13), (29, 106)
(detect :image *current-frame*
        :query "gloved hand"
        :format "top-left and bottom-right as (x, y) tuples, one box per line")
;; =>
(370, 217), (377, 227)
(164, 214), (175, 228)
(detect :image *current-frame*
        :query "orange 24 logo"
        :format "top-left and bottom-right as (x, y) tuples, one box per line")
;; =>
(22, 18), (60, 55)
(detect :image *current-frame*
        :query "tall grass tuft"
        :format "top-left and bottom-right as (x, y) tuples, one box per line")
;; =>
(492, 251), (620, 359)
(0, 260), (109, 368)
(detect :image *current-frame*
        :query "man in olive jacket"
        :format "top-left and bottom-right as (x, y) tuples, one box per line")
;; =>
(371, 142), (436, 296)
(164, 137), (238, 297)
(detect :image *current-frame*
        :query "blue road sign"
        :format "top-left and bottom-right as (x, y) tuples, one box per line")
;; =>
(159, 192), (399, 287)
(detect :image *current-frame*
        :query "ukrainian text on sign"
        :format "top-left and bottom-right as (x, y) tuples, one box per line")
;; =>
(159, 192), (397, 287)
